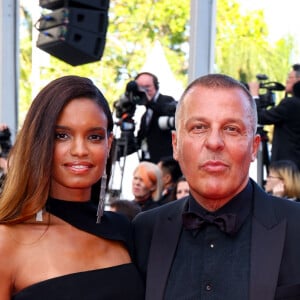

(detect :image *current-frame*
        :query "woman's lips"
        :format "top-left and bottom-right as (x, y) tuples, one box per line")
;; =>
(64, 162), (93, 174)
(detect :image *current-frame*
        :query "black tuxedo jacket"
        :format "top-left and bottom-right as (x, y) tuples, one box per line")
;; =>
(258, 96), (300, 169)
(137, 93), (176, 163)
(133, 179), (300, 300)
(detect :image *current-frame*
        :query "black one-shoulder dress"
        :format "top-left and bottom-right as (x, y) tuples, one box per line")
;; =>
(12, 198), (145, 300)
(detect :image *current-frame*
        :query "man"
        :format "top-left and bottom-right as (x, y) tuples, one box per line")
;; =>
(249, 64), (300, 170)
(157, 156), (182, 205)
(0, 123), (11, 193)
(133, 74), (300, 300)
(135, 72), (177, 163)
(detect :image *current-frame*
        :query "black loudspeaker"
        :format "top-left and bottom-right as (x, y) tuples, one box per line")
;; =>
(37, 0), (109, 66)
(37, 8), (108, 34)
(37, 25), (106, 66)
(39, 0), (109, 10)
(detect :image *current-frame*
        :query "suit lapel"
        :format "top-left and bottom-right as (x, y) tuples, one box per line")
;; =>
(145, 199), (187, 300)
(145, 181), (287, 300)
(250, 183), (287, 300)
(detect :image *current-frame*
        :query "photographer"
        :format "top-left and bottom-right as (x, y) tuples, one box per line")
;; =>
(249, 64), (300, 170)
(0, 123), (11, 193)
(135, 72), (177, 163)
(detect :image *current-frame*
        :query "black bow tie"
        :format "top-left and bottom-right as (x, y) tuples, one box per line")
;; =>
(182, 211), (237, 236)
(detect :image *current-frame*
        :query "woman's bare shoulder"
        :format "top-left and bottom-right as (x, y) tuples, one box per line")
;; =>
(0, 224), (18, 250)
(0, 225), (17, 299)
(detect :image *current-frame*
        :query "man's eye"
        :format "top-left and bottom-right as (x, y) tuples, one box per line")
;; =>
(224, 126), (239, 133)
(192, 124), (207, 131)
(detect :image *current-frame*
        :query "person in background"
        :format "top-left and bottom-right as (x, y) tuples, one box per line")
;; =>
(173, 176), (190, 200)
(0, 123), (12, 194)
(0, 157), (7, 194)
(265, 159), (300, 201)
(110, 199), (141, 221)
(133, 73), (300, 300)
(157, 156), (182, 205)
(249, 63), (300, 170)
(0, 75), (144, 299)
(136, 72), (177, 163)
(132, 161), (163, 211)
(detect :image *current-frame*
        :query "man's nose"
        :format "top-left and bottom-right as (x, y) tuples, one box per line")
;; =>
(204, 129), (225, 150)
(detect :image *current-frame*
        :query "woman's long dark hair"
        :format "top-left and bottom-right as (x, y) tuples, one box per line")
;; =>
(0, 75), (113, 223)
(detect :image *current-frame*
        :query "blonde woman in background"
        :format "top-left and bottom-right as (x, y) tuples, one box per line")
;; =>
(265, 160), (300, 201)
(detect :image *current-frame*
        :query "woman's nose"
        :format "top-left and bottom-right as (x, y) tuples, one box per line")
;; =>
(70, 138), (89, 156)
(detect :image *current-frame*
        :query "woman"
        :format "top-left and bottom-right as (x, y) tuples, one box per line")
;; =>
(174, 176), (190, 200)
(265, 159), (300, 200)
(0, 76), (144, 299)
(132, 161), (163, 211)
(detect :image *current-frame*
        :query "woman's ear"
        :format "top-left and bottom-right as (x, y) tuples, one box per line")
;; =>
(107, 133), (114, 157)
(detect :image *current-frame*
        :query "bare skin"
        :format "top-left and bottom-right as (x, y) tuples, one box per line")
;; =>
(0, 98), (131, 298)
(0, 214), (131, 296)
(172, 86), (260, 211)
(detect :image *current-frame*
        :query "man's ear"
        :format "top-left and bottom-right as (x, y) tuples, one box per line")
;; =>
(251, 134), (261, 162)
(172, 131), (178, 161)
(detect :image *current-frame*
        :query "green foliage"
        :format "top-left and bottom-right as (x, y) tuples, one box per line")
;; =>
(19, 35), (32, 115)
(19, 0), (298, 123)
(19, 5), (33, 123)
(21, 0), (190, 112)
(215, 0), (298, 89)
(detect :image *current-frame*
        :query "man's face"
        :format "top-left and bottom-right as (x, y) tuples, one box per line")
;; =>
(172, 86), (260, 210)
(286, 70), (300, 94)
(135, 74), (157, 100)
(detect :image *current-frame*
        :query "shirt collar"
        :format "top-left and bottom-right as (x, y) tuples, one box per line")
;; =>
(188, 180), (253, 232)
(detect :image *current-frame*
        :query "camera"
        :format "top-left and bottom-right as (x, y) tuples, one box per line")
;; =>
(158, 116), (175, 130)
(113, 80), (177, 158)
(112, 80), (148, 159)
(0, 127), (12, 158)
(255, 74), (285, 109)
(113, 80), (148, 120)
(157, 100), (177, 130)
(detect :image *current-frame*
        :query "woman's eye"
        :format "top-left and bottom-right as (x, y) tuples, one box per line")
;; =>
(89, 134), (105, 141)
(55, 132), (69, 140)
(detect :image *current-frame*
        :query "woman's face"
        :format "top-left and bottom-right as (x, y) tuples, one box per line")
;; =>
(50, 98), (113, 201)
(176, 180), (190, 199)
(265, 170), (283, 194)
(132, 170), (153, 202)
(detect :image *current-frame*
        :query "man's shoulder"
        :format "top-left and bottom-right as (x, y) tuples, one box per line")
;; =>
(253, 180), (300, 208)
(157, 93), (176, 102)
(278, 96), (300, 107)
(257, 186), (300, 222)
(271, 195), (300, 215)
(133, 198), (186, 224)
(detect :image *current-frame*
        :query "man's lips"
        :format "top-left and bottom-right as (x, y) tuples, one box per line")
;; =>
(201, 160), (229, 172)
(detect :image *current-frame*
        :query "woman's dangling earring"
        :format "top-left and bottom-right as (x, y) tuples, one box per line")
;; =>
(96, 168), (107, 223)
(36, 209), (43, 222)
